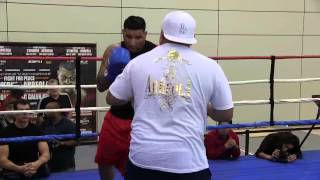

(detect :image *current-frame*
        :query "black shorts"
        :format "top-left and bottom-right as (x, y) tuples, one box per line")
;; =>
(125, 160), (211, 180)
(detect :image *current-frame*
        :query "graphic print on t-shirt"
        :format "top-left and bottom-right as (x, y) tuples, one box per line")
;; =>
(145, 49), (191, 111)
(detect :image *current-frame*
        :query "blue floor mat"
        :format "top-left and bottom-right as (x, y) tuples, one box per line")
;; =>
(48, 150), (320, 180)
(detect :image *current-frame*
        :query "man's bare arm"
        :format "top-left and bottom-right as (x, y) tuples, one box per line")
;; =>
(23, 141), (50, 176)
(36, 141), (50, 166)
(0, 145), (25, 173)
(257, 152), (273, 160)
(106, 91), (128, 106)
(207, 104), (233, 122)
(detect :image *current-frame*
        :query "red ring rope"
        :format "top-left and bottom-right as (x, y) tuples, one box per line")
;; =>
(0, 55), (320, 61)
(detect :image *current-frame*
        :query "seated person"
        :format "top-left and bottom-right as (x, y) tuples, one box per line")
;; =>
(40, 101), (77, 172)
(0, 99), (50, 179)
(204, 122), (240, 160)
(255, 131), (302, 163)
(0, 101), (15, 131)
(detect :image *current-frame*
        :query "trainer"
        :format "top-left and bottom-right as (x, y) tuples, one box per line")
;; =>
(107, 11), (233, 180)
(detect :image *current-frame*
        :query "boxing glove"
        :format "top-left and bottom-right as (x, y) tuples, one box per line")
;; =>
(105, 47), (131, 82)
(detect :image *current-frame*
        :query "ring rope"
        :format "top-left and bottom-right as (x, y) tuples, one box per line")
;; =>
(234, 100), (270, 105)
(229, 78), (320, 85)
(212, 55), (320, 60)
(1, 77), (320, 90)
(0, 107), (110, 115)
(274, 78), (320, 83)
(207, 119), (320, 130)
(229, 80), (269, 85)
(1, 55), (320, 61)
(0, 132), (98, 143)
(0, 98), (319, 115)
(234, 98), (320, 105)
(0, 84), (97, 89)
(0, 119), (319, 143)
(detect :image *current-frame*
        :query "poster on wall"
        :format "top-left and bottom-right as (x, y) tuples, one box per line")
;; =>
(0, 42), (97, 132)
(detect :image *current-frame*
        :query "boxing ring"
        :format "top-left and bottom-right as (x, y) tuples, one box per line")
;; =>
(45, 150), (320, 180)
(1, 54), (320, 179)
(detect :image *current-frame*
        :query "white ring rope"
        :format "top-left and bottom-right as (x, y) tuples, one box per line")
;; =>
(229, 78), (320, 85)
(275, 98), (320, 104)
(0, 107), (110, 115)
(0, 77), (319, 114)
(234, 98), (320, 105)
(1, 98), (320, 115)
(229, 80), (269, 85)
(234, 100), (270, 105)
(1, 77), (319, 89)
(274, 78), (320, 83)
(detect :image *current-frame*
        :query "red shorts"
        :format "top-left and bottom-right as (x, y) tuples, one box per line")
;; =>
(95, 111), (132, 175)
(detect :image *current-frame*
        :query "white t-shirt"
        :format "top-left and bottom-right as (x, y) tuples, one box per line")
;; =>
(109, 43), (233, 173)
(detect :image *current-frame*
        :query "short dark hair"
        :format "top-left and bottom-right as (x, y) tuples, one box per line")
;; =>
(124, 16), (146, 31)
(281, 132), (300, 146)
(13, 99), (30, 110)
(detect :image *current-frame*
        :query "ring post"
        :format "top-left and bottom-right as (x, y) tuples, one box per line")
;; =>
(75, 54), (81, 139)
(245, 129), (250, 155)
(299, 95), (320, 148)
(269, 55), (276, 126)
